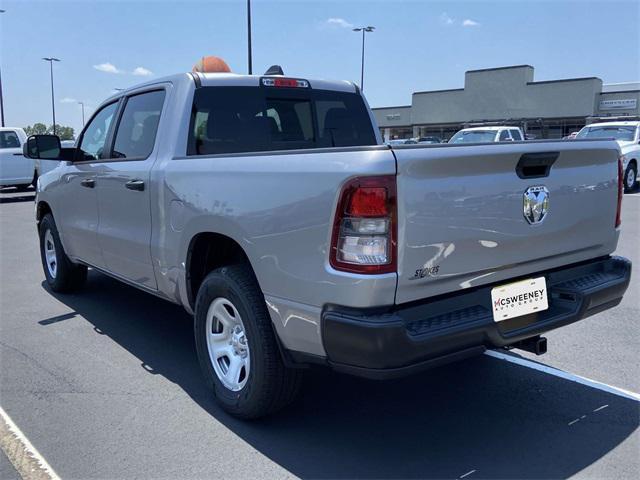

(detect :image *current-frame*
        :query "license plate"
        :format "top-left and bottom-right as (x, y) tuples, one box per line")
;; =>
(491, 277), (548, 322)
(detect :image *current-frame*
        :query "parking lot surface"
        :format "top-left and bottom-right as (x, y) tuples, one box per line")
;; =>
(0, 187), (638, 479)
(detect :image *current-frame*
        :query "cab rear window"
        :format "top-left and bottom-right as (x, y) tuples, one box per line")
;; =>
(187, 87), (377, 155)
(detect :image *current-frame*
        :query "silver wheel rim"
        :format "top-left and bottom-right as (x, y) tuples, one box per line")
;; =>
(205, 297), (250, 391)
(626, 168), (635, 189)
(44, 229), (57, 279)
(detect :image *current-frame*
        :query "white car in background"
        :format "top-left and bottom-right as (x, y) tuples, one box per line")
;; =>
(0, 128), (67, 191)
(576, 121), (639, 192)
(0, 127), (34, 190)
(448, 126), (525, 144)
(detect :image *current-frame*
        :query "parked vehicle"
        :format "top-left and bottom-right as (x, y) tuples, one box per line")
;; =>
(417, 136), (442, 144)
(576, 121), (639, 192)
(386, 138), (412, 145)
(0, 127), (34, 190)
(449, 126), (525, 144)
(24, 71), (631, 419)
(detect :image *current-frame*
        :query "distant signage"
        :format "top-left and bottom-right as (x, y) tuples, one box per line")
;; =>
(599, 99), (637, 110)
(385, 113), (402, 120)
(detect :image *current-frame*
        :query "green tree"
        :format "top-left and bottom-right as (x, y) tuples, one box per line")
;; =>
(23, 123), (75, 141)
(49, 125), (75, 141)
(24, 123), (48, 136)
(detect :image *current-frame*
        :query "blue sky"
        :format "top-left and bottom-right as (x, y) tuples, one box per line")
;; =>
(1, 0), (639, 134)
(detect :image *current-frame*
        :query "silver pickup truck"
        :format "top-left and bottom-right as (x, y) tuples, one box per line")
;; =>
(24, 71), (631, 419)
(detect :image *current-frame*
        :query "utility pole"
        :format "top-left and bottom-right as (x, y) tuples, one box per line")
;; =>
(352, 26), (375, 91)
(42, 57), (61, 135)
(78, 101), (85, 126)
(247, 0), (253, 74)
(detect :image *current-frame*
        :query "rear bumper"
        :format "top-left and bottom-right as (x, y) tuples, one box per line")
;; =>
(321, 256), (631, 379)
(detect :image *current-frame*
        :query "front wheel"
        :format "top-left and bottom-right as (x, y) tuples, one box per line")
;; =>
(39, 213), (87, 292)
(194, 264), (302, 419)
(624, 163), (637, 193)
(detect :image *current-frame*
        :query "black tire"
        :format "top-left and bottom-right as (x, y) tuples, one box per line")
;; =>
(194, 264), (302, 419)
(39, 213), (87, 292)
(624, 163), (637, 193)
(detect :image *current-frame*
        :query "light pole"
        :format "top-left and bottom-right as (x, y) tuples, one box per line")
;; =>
(352, 26), (375, 91)
(78, 101), (85, 126)
(0, 9), (5, 127)
(42, 57), (60, 135)
(247, 0), (252, 74)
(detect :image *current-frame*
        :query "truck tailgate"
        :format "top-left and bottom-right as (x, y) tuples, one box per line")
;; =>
(393, 140), (621, 305)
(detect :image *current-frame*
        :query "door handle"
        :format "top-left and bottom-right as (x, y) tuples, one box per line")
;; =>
(125, 179), (145, 191)
(80, 178), (95, 188)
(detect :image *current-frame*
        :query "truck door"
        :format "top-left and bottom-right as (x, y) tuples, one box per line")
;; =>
(58, 102), (118, 268)
(95, 88), (166, 290)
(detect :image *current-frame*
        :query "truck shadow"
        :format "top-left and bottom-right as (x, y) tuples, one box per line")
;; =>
(42, 272), (639, 479)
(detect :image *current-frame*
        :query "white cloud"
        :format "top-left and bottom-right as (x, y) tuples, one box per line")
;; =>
(326, 17), (354, 29)
(462, 19), (480, 27)
(60, 97), (77, 103)
(93, 62), (123, 74)
(439, 12), (454, 26)
(132, 66), (153, 76)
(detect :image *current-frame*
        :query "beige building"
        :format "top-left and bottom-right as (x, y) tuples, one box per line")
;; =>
(372, 65), (640, 141)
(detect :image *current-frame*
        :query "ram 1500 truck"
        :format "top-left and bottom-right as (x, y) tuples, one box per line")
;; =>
(24, 71), (632, 419)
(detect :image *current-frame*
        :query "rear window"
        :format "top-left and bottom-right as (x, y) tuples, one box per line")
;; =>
(576, 125), (636, 141)
(187, 86), (377, 155)
(0, 131), (21, 149)
(448, 130), (498, 144)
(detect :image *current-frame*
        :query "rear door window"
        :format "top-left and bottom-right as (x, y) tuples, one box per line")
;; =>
(499, 130), (511, 141)
(187, 86), (376, 155)
(510, 129), (523, 141)
(112, 90), (166, 160)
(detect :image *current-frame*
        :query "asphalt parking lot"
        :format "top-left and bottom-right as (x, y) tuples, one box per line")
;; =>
(0, 186), (638, 479)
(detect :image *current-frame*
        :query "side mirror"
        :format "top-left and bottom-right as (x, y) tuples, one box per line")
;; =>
(23, 135), (61, 160)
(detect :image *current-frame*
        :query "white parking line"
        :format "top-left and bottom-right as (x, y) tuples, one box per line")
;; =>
(0, 405), (60, 480)
(484, 350), (640, 402)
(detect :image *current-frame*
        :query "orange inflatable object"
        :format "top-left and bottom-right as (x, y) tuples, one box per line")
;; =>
(192, 56), (231, 73)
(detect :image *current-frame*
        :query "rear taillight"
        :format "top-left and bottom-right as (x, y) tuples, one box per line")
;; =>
(330, 175), (397, 274)
(616, 156), (623, 228)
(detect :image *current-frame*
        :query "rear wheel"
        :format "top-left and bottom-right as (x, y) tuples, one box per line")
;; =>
(194, 264), (302, 419)
(39, 213), (87, 292)
(624, 163), (637, 193)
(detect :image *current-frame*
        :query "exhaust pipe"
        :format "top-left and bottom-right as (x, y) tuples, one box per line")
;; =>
(513, 336), (547, 355)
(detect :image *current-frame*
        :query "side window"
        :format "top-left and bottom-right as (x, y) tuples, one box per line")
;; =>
(112, 90), (166, 159)
(78, 102), (118, 161)
(499, 130), (511, 141)
(510, 129), (523, 141)
(0, 131), (21, 149)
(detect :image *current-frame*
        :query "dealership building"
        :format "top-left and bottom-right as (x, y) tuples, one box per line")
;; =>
(372, 65), (640, 141)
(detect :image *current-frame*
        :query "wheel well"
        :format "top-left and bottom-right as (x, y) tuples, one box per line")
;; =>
(36, 201), (52, 223)
(629, 159), (637, 168)
(186, 233), (250, 308)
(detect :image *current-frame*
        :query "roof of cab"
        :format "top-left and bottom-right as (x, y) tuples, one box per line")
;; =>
(459, 126), (519, 131)
(103, 72), (357, 104)
(585, 121), (640, 128)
